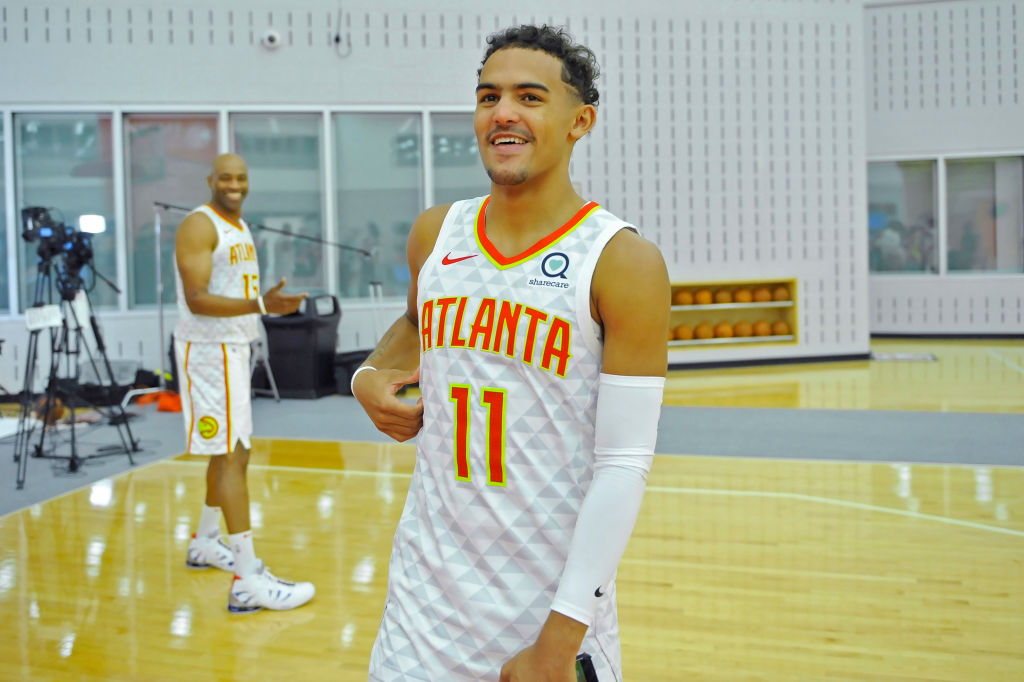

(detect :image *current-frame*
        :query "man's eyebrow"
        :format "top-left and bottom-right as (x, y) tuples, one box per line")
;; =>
(475, 81), (551, 92)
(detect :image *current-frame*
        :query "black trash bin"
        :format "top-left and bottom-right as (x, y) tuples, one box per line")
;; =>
(262, 295), (341, 399)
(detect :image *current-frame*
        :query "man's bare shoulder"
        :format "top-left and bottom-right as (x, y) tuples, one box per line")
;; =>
(407, 203), (454, 264)
(175, 210), (218, 250)
(412, 203), (454, 236)
(592, 226), (670, 318)
(599, 227), (667, 273)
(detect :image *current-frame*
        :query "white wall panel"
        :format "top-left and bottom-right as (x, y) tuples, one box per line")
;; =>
(0, 0), (868, 378)
(651, 8), (868, 364)
(868, 0), (1024, 153)
(866, 0), (1024, 335)
(870, 275), (1024, 333)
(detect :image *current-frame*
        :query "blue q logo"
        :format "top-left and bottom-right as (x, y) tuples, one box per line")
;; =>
(541, 252), (570, 279)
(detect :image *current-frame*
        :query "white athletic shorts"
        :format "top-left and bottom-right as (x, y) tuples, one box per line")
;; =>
(176, 339), (253, 455)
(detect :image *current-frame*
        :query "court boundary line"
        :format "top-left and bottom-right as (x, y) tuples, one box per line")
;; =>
(167, 459), (1024, 538)
(618, 556), (916, 583)
(645, 485), (1024, 538)
(987, 349), (1024, 376)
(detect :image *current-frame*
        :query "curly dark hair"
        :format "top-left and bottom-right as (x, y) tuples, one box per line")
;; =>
(478, 24), (600, 106)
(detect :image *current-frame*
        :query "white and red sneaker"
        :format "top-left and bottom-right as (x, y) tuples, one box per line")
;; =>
(227, 560), (315, 613)
(185, 534), (234, 572)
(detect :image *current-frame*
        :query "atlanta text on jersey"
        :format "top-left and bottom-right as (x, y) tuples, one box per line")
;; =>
(228, 242), (257, 266)
(420, 296), (572, 378)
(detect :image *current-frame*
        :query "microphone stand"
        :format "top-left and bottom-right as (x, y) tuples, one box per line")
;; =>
(152, 202), (373, 257)
(249, 221), (372, 258)
(119, 202), (183, 408)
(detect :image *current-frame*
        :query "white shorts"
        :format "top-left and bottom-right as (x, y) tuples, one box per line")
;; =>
(176, 340), (253, 455)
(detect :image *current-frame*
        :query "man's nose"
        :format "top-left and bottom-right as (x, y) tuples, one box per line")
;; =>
(492, 95), (520, 124)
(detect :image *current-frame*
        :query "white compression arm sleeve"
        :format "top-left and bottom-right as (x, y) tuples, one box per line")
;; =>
(551, 373), (665, 626)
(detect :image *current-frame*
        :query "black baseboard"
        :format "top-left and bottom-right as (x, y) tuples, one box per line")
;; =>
(669, 352), (870, 371)
(871, 332), (1024, 340)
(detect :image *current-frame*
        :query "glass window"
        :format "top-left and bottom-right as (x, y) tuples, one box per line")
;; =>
(946, 157), (1024, 273)
(14, 113), (118, 311)
(333, 113), (423, 299)
(231, 114), (326, 294)
(867, 161), (937, 273)
(431, 113), (489, 206)
(125, 114), (219, 307)
(0, 120), (7, 313)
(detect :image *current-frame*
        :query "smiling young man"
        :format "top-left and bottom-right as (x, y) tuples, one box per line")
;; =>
(174, 153), (314, 613)
(352, 25), (669, 682)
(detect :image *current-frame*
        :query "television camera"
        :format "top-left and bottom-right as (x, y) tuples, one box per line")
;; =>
(14, 205), (139, 490)
(21, 206), (95, 300)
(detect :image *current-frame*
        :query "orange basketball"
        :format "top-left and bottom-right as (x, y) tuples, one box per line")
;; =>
(753, 320), (772, 337)
(694, 322), (714, 339)
(772, 320), (791, 335)
(673, 289), (694, 306)
(733, 288), (753, 303)
(734, 321), (753, 337)
(714, 289), (733, 304)
(694, 289), (713, 305)
(714, 322), (734, 338)
(753, 287), (772, 302)
(773, 285), (791, 301)
(34, 397), (66, 426)
(668, 327), (675, 341)
(673, 324), (693, 340)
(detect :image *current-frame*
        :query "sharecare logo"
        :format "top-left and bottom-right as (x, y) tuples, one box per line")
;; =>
(528, 278), (569, 289)
(540, 252), (569, 278)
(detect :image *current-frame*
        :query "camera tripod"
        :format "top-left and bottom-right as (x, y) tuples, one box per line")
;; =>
(13, 257), (141, 490)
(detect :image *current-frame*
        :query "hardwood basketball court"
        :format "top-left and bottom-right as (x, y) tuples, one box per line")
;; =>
(1, 339), (1022, 680)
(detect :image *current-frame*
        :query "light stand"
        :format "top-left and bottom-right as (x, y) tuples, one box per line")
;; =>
(118, 204), (177, 408)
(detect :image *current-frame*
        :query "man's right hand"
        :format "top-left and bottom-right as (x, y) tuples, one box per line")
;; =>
(352, 367), (424, 442)
(261, 277), (308, 315)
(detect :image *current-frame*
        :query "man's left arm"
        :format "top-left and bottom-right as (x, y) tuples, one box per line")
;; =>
(500, 230), (670, 681)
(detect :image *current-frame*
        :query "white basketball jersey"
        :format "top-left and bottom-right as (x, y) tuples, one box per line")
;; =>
(369, 196), (631, 682)
(174, 204), (260, 344)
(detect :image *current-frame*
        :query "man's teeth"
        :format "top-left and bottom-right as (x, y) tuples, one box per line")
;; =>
(493, 137), (524, 145)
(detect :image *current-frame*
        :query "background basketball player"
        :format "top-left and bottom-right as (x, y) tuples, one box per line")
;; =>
(174, 153), (315, 613)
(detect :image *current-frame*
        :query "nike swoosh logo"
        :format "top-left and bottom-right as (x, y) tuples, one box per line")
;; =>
(594, 587), (605, 597)
(441, 252), (477, 265)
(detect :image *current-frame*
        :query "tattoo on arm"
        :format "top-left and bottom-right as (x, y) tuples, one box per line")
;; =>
(365, 313), (417, 366)
(366, 330), (395, 365)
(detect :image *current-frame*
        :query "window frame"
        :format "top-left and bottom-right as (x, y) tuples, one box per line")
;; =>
(0, 104), (476, 318)
(868, 150), (1024, 278)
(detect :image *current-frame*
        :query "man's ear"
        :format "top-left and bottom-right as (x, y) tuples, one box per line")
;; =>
(569, 104), (597, 141)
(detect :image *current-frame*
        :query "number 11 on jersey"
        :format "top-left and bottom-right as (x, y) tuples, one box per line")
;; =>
(449, 384), (507, 486)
